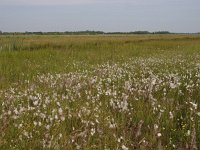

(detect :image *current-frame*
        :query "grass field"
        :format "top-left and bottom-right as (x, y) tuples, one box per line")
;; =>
(0, 34), (200, 149)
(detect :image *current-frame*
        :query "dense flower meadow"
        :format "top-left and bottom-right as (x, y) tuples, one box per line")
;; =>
(0, 54), (200, 149)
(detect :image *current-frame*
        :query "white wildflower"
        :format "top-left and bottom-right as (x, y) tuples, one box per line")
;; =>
(157, 133), (162, 137)
(170, 83), (176, 89)
(7, 110), (12, 115)
(33, 100), (39, 106)
(91, 128), (95, 136)
(33, 121), (37, 126)
(151, 78), (156, 85)
(59, 133), (63, 138)
(169, 111), (173, 119)
(189, 102), (197, 110)
(36, 121), (41, 126)
(23, 131), (29, 137)
(58, 108), (63, 115)
(46, 125), (50, 130)
(122, 145), (129, 150)
(56, 102), (61, 106)
(187, 130), (191, 136)
(19, 124), (23, 128)
(61, 116), (65, 121)
(14, 108), (18, 115)
(154, 124), (159, 130)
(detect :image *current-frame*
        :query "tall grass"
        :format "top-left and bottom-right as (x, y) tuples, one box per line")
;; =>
(0, 34), (200, 149)
(0, 34), (199, 89)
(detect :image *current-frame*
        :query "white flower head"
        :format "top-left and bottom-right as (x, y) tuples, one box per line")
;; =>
(33, 100), (39, 106)
(169, 111), (173, 119)
(187, 130), (191, 136)
(58, 108), (63, 115)
(122, 145), (129, 150)
(157, 133), (162, 137)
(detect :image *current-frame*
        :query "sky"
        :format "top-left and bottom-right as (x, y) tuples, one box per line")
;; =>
(0, 0), (200, 33)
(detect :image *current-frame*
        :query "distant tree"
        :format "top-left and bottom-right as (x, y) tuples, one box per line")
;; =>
(25, 31), (31, 34)
(132, 31), (151, 34)
(153, 31), (171, 34)
(0, 30), (2, 35)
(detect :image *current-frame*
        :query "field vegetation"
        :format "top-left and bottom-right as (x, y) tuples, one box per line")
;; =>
(0, 34), (200, 149)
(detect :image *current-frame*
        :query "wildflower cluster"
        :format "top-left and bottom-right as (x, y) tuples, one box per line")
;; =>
(0, 54), (200, 149)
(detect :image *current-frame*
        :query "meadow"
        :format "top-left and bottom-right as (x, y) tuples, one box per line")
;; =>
(0, 34), (200, 149)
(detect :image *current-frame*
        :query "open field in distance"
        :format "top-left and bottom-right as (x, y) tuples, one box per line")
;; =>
(0, 34), (200, 149)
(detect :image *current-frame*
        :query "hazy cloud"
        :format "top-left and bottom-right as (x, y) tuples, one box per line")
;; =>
(1, 0), (131, 5)
(1, 0), (200, 6)
(0, 0), (162, 6)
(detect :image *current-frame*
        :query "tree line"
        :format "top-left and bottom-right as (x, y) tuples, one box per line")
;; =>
(0, 30), (199, 35)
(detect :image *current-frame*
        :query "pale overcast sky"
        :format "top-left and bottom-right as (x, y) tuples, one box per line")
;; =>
(0, 0), (200, 32)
